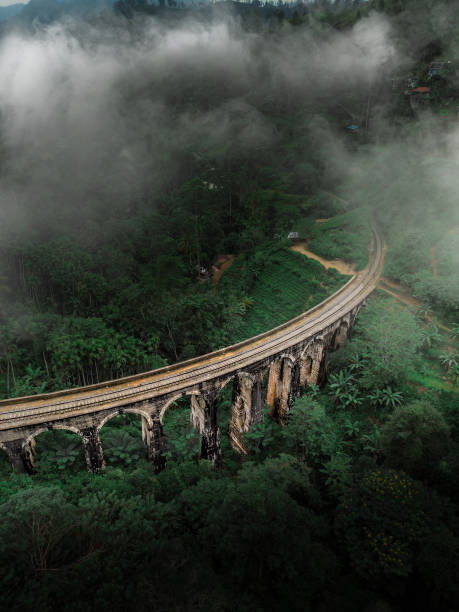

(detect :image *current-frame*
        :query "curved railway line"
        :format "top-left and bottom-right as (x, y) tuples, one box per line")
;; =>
(0, 226), (385, 472)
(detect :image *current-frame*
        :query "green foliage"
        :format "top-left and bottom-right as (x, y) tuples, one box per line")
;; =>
(320, 451), (353, 496)
(380, 400), (451, 478)
(241, 411), (283, 458)
(368, 386), (404, 410)
(0, 486), (81, 576)
(336, 470), (429, 579)
(34, 430), (86, 473)
(0, 8), (458, 609)
(304, 208), (371, 270)
(283, 397), (343, 465)
(439, 351), (458, 372)
(163, 401), (202, 464)
(101, 430), (145, 467)
(45, 316), (163, 385)
(341, 298), (424, 389)
(328, 370), (364, 407)
(220, 245), (346, 344)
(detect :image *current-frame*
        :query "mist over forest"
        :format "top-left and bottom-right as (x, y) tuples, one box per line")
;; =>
(0, 1), (458, 611)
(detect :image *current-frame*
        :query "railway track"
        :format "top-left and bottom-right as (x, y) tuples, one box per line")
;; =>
(0, 227), (384, 430)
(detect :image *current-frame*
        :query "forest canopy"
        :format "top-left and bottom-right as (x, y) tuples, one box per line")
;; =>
(0, 1), (458, 611)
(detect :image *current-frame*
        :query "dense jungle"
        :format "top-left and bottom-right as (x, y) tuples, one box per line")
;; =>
(0, 0), (458, 610)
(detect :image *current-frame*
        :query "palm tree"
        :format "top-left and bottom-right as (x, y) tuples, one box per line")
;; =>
(368, 386), (403, 409)
(36, 430), (84, 471)
(328, 371), (362, 407)
(439, 352), (458, 372)
(380, 386), (403, 409)
(103, 430), (145, 466)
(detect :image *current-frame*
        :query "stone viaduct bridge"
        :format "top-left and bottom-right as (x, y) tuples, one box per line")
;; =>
(0, 228), (384, 474)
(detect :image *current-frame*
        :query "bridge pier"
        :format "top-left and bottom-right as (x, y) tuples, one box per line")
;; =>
(81, 426), (105, 473)
(299, 355), (313, 387)
(191, 392), (221, 467)
(142, 416), (166, 473)
(302, 341), (326, 387)
(266, 357), (296, 424)
(229, 371), (264, 454)
(2, 439), (34, 474)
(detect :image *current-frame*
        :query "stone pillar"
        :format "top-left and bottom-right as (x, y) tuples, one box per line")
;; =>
(81, 426), (105, 474)
(142, 415), (166, 473)
(299, 355), (313, 387)
(190, 391), (221, 467)
(2, 439), (34, 474)
(290, 360), (301, 401)
(266, 358), (295, 424)
(229, 372), (265, 454)
(277, 358), (293, 424)
(251, 373), (264, 427)
(309, 342), (325, 387)
(266, 359), (282, 409)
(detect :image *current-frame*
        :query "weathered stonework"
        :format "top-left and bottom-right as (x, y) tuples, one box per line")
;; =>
(229, 371), (265, 453)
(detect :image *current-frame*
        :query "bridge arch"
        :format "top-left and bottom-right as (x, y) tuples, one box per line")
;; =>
(159, 375), (235, 424)
(20, 425), (85, 474)
(277, 353), (297, 365)
(159, 391), (197, 424)
(23, 425), (82, 448)
(96, 407), (153, 433)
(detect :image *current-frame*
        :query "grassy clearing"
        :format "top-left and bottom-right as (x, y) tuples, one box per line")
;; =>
(221, 245), (346, 343)
(374, 289), (459, 395)
(294, 208), (371, 270)
(408, 371), (459, 393)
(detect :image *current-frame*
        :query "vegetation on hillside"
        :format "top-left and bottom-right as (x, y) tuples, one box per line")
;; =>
(0, 1), (458, 611)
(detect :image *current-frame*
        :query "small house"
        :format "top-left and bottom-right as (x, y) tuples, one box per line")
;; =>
(408, 87), (431, 113)
(428, 61), (451, 78)
(410, 86), (431, 94)
(195, 264), (210, 280)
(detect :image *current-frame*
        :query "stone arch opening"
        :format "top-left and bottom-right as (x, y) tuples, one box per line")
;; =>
(98, 408), (149, 469)
(334, 320), (350, 349)
(24, 426), (86, 474)
(161, 378), (234, 468)
(217, 377), (237, 461)
(162, 393), (202, 465)
(159, 393), (188, 425)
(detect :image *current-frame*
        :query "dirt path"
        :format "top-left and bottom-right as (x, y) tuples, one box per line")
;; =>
(291, 241), (356, 276)
(378, 277), (452, 333)
(379, 279), (421, 309)
(212, 255), (236, 284)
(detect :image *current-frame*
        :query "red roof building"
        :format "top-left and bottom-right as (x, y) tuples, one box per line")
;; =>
(410, 87), (431, 93)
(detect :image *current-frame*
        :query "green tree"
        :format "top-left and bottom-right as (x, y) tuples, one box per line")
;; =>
(345, 299), (424, 389)
(283, 397), (343, 465)
(34, 430), (86, 473)
(336, 469), (429, 579)
(0, 487), (81, 577)
(101, 430), (145, 467)
(380, 400), (450, 478)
